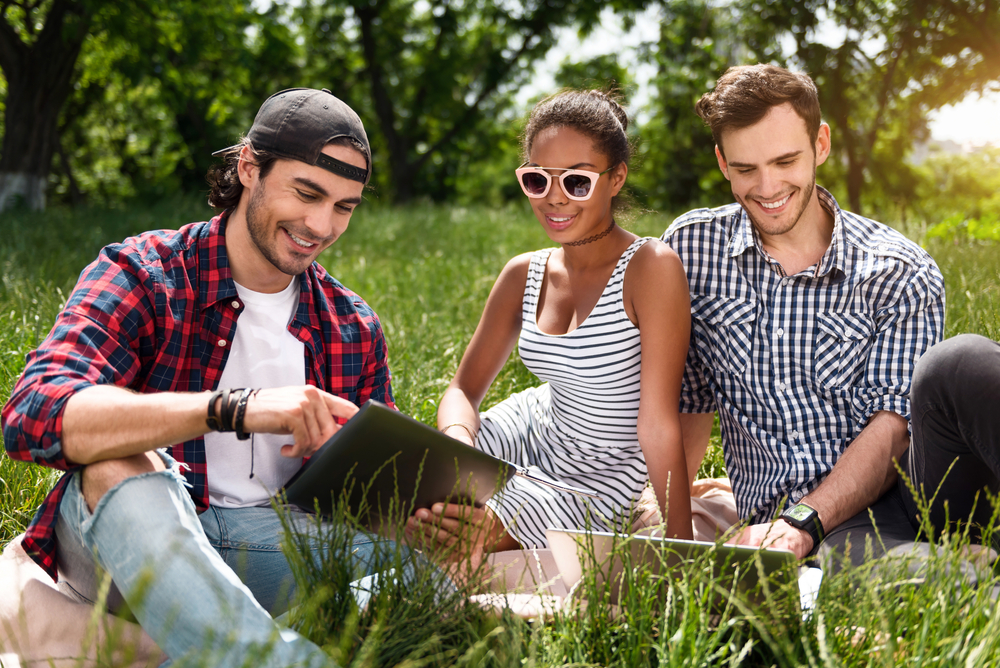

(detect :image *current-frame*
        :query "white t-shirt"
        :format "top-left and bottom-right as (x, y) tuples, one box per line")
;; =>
(205, 278), (306, 508)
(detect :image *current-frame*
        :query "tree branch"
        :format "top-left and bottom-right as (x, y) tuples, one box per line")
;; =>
(405, 5), (449, 138)
(354, 0), (406, 174)
(414, 25), (545, 174)
(0, 1), (26, 72)
(863, 25), (906, 155)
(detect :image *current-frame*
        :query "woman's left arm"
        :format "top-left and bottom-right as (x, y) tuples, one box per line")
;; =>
(625, 240), (693, 540)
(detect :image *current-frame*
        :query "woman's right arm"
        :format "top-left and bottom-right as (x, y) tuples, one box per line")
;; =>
(437, 254), (532, 446)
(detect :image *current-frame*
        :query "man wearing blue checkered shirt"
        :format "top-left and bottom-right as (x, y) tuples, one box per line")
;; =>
(662, 64), (951, 569)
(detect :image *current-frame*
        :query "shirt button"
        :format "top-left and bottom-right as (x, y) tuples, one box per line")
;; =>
(778, 382), (786, 391)
(231, 301), (240, 309)
(777, 328), (784, 337)
(218, 339), (227, 347)
(791, 430), (799, 439)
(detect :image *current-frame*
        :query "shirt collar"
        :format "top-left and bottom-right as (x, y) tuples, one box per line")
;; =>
(815, 186), (848, 278)
(726, 185), (847, 279)
(727, 206), (756, 259)
(199, 212), (238, 309)
(201, 211), (321, 324)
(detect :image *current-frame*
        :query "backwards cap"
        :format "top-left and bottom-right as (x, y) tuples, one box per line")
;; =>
(214, 88), (371, 185)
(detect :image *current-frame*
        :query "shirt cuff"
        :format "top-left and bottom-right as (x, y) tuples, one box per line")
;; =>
(859, 394), (910, 429)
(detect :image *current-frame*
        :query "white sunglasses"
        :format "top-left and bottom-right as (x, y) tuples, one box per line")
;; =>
(515, 163), (615, 201)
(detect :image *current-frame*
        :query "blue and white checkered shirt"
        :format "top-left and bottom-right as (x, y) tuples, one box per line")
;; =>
(662, 187), (945, 524)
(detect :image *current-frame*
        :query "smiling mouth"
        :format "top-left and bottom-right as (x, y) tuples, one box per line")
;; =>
(287, 230), (317, 249)
(545, 213), (576, 229)
(757, 194), (791, 210)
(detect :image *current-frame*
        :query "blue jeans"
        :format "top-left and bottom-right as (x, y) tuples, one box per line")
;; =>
(199, 505), (379, 616)
(55, 453), (393, 667)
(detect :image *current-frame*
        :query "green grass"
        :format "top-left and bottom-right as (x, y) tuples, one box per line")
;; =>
(2, 197), (1000, 666)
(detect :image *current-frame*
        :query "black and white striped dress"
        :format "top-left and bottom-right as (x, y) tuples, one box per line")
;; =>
(479, 237), (653, 548)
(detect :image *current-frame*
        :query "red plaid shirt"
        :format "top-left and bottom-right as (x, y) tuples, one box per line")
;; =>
(2, 213), (394, 580)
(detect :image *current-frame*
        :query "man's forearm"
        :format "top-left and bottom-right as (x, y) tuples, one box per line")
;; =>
(800, 410), (910, 533)
(62, 385), (212, 465)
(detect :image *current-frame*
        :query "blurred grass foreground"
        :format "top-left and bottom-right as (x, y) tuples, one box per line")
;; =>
(1, 198), (1000, 666)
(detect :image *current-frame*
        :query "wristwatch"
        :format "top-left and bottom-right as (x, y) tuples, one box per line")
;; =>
(780, 502), (824, 546)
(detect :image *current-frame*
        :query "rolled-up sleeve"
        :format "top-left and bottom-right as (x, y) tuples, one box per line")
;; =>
(2, 246), (153, 469)
(855, 258), (946, 426)
(678, 342), (717, 414)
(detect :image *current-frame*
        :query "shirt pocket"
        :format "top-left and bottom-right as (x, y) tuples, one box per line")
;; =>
(813, 312), (875, 388)
(691, 295), (757, 375)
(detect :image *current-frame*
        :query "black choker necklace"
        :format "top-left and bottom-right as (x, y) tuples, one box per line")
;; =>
(564, 219), (616, 247)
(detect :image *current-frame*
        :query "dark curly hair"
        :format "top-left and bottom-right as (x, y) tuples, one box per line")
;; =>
(206, 138), (278, 212)
(522, 89), (635, 214)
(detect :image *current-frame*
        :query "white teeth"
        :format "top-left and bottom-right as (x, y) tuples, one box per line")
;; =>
(550, 216), (571, 222)
(288, 232), (314, 248)
(760, 195), (790, 210)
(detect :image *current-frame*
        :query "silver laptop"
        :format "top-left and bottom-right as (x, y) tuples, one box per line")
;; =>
(546, 528), (822, 615)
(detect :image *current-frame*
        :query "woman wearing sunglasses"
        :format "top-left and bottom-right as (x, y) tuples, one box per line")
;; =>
(407, 89), (693, 562)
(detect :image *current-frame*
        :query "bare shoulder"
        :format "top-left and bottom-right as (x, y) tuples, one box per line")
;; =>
(480, 251), (536, 313)
(501, 251), (534, 276)
(493, 251), (533, 290)
(628, 238), (685, 282)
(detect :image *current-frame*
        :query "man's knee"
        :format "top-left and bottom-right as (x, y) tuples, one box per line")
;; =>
(80, 451), (166, 513)
(913, 334), (998, 407)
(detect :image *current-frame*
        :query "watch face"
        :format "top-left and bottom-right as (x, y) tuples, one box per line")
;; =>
(785, 504), (814, 522)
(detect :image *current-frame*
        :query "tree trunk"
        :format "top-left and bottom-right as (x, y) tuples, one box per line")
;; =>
(0, 0), (91, 212)
(354, 1), (415, 203)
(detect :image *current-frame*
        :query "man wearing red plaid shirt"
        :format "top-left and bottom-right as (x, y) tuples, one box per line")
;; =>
(3, 89), (395, 667)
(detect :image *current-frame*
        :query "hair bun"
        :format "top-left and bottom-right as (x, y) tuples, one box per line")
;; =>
(586, 89), (629, 133)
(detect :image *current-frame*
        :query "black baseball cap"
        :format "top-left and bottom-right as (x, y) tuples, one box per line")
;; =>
(213, 88), (372, 185)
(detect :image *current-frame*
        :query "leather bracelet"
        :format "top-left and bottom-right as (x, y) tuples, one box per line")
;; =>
(220, 388), (235, 431)
(234, 388), (255, 441)
(206, 389), (226, 431)
(442, 421), (477, 446)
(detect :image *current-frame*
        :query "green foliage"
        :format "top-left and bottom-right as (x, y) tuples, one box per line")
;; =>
(554, 53), (637, 98)
(286, 0), (614, 204)
(918, 147), (1000, 240)
(632, 0), (784, 212)
(1, 200), (999, 666)
(50, 0), (300, 203)
(4, 0), (1000, 213)
(745, 0), (1000, 216)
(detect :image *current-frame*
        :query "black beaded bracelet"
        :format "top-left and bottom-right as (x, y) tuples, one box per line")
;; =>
(233, 387), (255, 441)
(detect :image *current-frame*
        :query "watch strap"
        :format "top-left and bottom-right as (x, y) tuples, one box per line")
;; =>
(781, 503), (824, 545)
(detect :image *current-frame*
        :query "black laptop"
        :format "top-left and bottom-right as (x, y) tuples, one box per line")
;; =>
(282, 401), (598, 527)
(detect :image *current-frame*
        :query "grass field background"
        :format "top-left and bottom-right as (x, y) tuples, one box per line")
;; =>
(2, 197), (1000, 665)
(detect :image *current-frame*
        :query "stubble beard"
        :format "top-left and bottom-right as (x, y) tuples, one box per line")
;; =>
(741, 170), (817, 239)
(244, 177), (311, 278)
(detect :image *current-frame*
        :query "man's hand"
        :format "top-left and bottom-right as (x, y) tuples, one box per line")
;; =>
(730, 519), (814, 559)
(242, 386), (358, 458)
